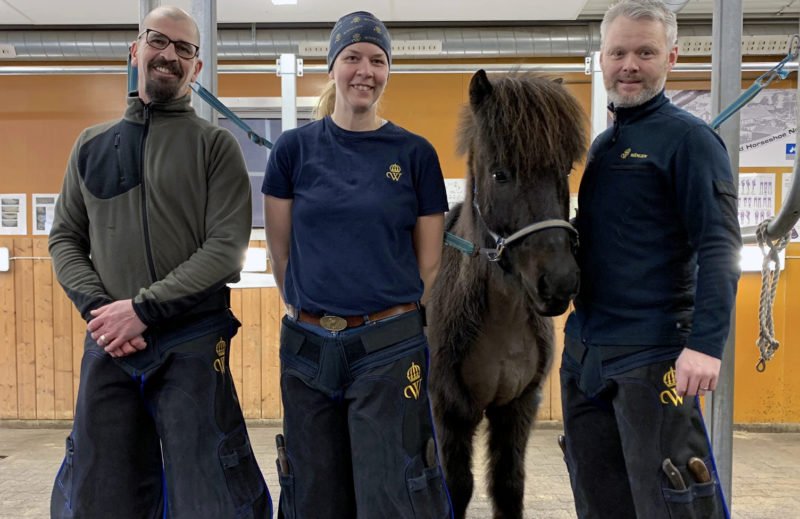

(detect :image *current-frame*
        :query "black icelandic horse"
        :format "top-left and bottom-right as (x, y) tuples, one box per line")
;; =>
(427, 70), (587, 519)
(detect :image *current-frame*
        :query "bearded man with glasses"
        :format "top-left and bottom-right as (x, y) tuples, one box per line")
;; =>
(48, 6), (271, 518)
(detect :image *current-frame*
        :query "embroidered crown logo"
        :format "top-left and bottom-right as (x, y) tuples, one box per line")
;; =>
(386, 163), (403, 182)
(663, 366), (677, 388)
(407, 362), (421, 383)
(620, 148), (631, 159)
(335, 33), (342, 43)
(660, 366), (683, 407)
(404, 362), (422, 400)
(353, 33), (362, 42)
(374, 26), (382, 34)
(352, 16), (361, 23)
(214, 338), (227, 374)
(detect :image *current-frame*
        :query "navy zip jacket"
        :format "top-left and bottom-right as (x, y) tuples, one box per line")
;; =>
(565, 91), (741, 359)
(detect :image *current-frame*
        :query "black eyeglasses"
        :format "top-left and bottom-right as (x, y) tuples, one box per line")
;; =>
(138, 29), (199, 60)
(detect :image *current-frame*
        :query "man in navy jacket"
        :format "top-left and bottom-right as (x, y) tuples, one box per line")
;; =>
(561, 1), (741, 518)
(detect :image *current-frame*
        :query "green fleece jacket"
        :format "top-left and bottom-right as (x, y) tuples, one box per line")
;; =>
(49, 93), (252, 327)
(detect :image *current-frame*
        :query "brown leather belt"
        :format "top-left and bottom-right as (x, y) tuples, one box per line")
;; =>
(298, 303), (418, 332)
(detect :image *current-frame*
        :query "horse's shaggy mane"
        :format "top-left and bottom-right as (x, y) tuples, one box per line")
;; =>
(457, 73), (588, 181)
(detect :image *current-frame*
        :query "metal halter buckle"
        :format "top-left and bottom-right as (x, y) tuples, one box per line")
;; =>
(319, 315), (348, 332)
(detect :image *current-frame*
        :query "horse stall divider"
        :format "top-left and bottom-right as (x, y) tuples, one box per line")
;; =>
(0, 238), (18, 418)
(32, 238), (55, 420)
(260, 286), (282, 419)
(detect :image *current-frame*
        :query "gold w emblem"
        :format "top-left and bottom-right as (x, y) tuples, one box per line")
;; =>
(213, 338), (226, 374)
(404, 362), (422, 400)
(386, 163), (403, 182)
(660, 366), (683, 406)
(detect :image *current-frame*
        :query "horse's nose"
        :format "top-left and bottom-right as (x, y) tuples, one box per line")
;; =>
(537, 269), (580, 301)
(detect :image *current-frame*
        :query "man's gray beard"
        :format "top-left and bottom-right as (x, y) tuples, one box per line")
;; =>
(145, 78), (181, 103)
(607, 76), (666, 108)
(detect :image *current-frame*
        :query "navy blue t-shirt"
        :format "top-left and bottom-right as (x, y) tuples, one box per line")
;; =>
(262, 117), (448, 315)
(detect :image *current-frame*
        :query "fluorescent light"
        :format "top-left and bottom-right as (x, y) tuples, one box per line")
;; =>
(271, 0), (297, 5)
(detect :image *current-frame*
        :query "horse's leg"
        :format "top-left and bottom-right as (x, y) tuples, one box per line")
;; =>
(484, 382), (541, 519)
(434, 392), (482, 519)
(438, 407), (481, 519)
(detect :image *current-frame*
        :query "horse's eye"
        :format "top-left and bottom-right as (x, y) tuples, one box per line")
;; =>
(492, 171), (510, 183)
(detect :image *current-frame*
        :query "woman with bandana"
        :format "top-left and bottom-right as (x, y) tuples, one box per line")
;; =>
(263, 10), (453, 519)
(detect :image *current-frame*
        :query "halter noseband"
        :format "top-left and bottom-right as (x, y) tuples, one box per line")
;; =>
(471, 197), (578, 262)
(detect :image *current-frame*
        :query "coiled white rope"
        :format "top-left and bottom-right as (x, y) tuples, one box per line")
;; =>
(755, 219), (790, 372)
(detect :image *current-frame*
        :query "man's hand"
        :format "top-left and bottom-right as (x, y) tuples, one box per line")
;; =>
(88, 300), (148, 358)
(675, 347), (721, 397)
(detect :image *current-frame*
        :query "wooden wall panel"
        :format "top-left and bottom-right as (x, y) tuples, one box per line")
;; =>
(241, 285), (263, 419)
(229, 289), (244, 401)
(0, 238), (18, 418)
(32, 239), (55, 419)
(14, 239), (37, 419)
(52, 274), (74, 418)
(261, 288), (282, 419)
(71, 301), (84, 403)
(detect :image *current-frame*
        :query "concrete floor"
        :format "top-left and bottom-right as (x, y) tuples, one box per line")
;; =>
(1, 422), (799, 518)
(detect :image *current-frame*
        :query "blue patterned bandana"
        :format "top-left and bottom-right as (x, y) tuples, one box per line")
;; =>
(327, 11), (392, 72)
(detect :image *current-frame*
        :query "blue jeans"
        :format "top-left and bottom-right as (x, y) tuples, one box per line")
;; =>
(276, 310), (452, 519)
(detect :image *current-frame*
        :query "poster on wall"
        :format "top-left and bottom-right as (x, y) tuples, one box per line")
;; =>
(782, 173), (800, 242)
(737, 173), (775, 227)
(666, 89), (797, 167)
(445, 178), (466, 210)
(0, 194), (27, 235)
(32, 194), (58, 236)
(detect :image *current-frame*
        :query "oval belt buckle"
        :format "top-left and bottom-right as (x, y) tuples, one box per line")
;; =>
(320, 315), (347, 332)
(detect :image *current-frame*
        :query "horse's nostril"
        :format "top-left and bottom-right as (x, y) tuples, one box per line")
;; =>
(537, 274), (550, 296)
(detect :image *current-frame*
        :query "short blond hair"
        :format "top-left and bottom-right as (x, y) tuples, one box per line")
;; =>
(601, 0), (678, 48)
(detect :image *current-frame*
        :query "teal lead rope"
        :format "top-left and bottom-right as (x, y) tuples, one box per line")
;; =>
(444, 232), (479, 256)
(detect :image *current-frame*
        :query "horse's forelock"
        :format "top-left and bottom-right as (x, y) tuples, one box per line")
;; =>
(458, 73), (588, 182)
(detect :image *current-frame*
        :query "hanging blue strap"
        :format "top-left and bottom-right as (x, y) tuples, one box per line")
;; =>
(190, 82), (273, 149)
(124, 55), (272, 149)
(710, 36), (799, 130)
(127, 52), (137, 94)
(444, 231), (479, 256)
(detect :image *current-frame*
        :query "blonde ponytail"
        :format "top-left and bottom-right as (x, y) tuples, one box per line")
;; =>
(314, 80), (336, 120)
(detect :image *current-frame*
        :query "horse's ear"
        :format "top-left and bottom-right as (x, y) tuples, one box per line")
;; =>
(469, 69), (493, 108)
(552, 77), (564, 84)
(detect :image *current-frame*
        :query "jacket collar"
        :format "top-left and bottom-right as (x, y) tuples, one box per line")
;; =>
(124, 92), (195, 122)
(609, 90), (669, 125)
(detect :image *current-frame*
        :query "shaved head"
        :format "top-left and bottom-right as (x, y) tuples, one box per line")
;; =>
(142, 6), (200, 46)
